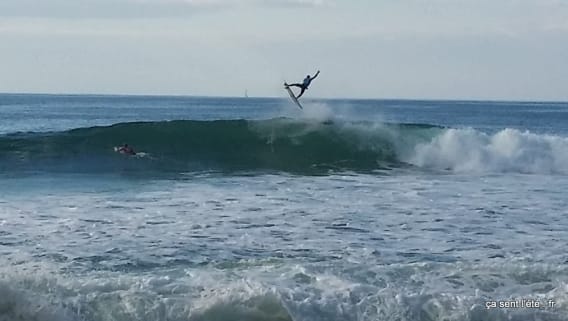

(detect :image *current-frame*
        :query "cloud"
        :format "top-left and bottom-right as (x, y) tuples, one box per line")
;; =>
(141, 0), (325, 7)
(0, 0), (201, 18)
(0, 0), (327, 18)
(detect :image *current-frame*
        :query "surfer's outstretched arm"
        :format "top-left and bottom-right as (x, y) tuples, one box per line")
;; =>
(311, 70), (320, 80)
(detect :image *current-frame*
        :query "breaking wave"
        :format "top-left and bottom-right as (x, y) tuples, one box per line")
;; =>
(0, 118), (439, 175)
(1, 118), (567, 175)
(1, 261), (567, 321)
(409, 128), (568, 174)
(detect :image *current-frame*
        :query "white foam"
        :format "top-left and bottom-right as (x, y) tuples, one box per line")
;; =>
(299, 102), (334, 122)
(0, 281), (74, 321)
(407, 128), (568, 174)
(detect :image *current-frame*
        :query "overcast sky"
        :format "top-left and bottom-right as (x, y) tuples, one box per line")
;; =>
(0, 0), (567, 100)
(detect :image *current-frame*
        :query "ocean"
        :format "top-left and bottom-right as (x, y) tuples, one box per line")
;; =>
(1, 93), (567, 321)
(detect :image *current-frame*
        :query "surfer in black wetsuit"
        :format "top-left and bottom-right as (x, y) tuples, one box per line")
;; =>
(285, 70), (320, 98)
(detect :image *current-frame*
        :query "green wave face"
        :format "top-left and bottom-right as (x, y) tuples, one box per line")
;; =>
(0, 119), (442, 175)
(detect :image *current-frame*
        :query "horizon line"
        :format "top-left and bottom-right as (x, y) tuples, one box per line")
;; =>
(1, 91), (567, 104)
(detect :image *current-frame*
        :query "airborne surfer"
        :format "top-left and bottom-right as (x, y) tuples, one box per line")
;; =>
(284, 70), (320, 99)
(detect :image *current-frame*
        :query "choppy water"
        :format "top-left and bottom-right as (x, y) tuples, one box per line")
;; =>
(1, 94), (568, 321)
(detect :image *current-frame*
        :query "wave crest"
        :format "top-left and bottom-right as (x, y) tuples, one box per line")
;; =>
(408, 128), (568, 174)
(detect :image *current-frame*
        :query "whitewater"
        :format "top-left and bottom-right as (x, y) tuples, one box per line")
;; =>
(1, 94), (568, 321)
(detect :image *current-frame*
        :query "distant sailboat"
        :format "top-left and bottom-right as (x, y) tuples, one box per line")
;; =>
(244, 89), (249, 98)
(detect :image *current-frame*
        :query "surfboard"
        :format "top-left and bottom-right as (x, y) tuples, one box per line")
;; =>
(284, 84), (303, 109)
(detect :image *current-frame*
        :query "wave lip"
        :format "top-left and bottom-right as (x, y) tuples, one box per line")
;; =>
(408, 128), (568, 174)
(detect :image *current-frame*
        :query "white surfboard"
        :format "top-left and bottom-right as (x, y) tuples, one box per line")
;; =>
(284, 84), (303, 109)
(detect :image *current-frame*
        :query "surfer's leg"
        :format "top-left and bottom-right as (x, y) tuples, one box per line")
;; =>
(297, 88), (306, 98)
(288, 83), (303, 88)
